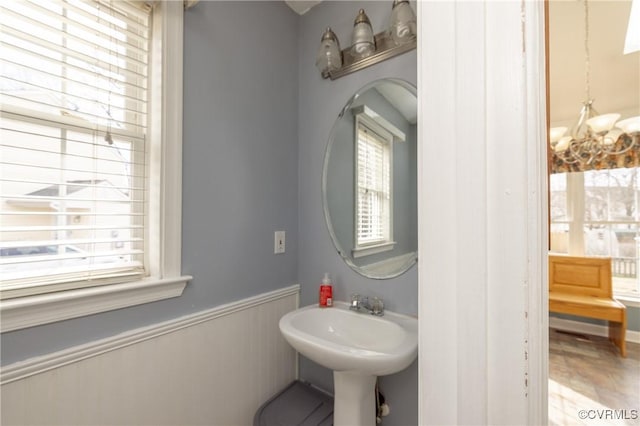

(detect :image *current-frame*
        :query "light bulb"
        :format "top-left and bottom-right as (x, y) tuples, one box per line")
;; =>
(389, 0), (416, 45)
(351, 9), (375, 59)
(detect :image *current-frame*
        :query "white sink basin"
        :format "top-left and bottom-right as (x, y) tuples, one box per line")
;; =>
(279, 301), (418, 376)
(279, 301), (418, 426)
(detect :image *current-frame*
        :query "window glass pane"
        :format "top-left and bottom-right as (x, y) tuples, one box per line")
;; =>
(607, 168), (638, 221)
(584, 168), (639, 222)
(583, 224), (611, 257)
(0, 119), (144, 283)
(550, 173), (567, 221)
(584, 170), (609, 222)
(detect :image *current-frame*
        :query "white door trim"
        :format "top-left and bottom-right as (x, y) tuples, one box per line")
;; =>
(417, 1), (548, 424)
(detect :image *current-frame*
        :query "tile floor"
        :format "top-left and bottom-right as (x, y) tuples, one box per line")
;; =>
(549, 328), (640, 426)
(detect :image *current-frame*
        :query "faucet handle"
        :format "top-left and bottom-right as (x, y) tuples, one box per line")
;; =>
(350, 293), (361, 307)
(371, 296), (384, 315)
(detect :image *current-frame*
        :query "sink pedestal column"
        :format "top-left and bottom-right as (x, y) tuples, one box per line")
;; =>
(333, 371), (376, 426)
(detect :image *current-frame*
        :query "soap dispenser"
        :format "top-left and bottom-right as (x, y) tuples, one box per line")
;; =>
(319, 273), (333, 307)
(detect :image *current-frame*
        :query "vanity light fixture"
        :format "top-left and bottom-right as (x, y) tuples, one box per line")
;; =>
(316, 1), (417, 80)
(315, 27), (343, 78)
(550, 0), (640, 165)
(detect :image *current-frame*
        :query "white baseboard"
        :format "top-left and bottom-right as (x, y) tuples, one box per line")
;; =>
(549, 316), (640, 344)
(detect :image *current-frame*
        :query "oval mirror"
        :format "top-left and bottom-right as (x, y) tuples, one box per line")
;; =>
(323, 79), (417, 279)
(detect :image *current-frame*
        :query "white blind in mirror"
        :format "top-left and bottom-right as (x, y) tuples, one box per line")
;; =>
(356, 121), (392, 247)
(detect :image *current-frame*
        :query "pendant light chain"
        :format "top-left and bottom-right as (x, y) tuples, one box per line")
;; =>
(583, 0), (591, 101)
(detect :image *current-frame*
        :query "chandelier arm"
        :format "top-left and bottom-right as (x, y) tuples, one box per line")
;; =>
(568, 137), (602, 165)
(562, 134), (638, 167)
(557, 143), (586, 165)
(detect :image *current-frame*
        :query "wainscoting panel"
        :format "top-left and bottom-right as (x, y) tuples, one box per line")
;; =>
(1, 285), (299, 426)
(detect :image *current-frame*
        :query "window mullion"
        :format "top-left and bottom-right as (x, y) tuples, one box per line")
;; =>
(567, 172), (586, 256)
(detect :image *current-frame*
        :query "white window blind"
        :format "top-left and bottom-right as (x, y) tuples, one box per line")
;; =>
(356, 120), (392, 248)
(0, 0), (151, 299)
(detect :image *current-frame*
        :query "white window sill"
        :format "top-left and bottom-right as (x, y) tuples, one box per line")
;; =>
(0, 276), (191, 333)
(614, 294), (640, 308)
(352, 241), (396, 258)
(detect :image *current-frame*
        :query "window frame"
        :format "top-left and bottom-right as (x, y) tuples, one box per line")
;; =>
(352, 110), (396, 258)
(0, 1), (191, 332)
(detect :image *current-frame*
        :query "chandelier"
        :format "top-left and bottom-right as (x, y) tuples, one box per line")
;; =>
(549, 0), (640, 166)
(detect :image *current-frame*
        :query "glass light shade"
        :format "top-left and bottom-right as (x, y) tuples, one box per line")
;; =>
(315, 27), (342, 78)
(389, 0), (417, 45)
(603, 129), (623, 146)
(586, 113), (621, 134)
(549, 127), (568, 143)
(615, 116), (640, 134)
(351, 9), (375, 59)
(555, 136), (572, 152)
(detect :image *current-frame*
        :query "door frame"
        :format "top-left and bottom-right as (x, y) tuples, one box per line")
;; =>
(417, 1), (549, 424)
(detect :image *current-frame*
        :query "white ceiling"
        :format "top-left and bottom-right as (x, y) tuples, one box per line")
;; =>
(549, 0), (638, 125)
(375, 82), (418, 124)
(285, 0), (639, 125)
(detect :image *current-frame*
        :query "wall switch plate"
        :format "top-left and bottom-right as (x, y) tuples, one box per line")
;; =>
(274, 231), (285, 254)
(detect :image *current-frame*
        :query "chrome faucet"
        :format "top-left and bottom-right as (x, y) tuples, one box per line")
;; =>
(349, 293), (384, 316)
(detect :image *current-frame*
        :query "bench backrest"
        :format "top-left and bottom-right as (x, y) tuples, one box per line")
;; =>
(549, 255), (612, 298)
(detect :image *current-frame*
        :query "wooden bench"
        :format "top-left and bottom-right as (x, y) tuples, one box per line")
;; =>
(549, 255), (627, 357)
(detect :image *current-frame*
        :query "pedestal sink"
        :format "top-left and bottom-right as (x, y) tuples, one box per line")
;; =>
(278, 301), (418, 425)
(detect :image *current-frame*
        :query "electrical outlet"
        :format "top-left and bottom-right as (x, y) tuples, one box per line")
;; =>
(274, 231), (285, 254)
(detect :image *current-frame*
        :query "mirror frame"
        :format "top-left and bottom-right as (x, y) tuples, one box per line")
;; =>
(322, 78), (418, 279)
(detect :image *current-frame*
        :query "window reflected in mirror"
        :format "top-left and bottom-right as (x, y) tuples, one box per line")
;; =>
(323, 79), (417, 279)
(354, 111), (394, 258)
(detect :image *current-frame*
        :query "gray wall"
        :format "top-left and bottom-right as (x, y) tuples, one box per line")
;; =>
(297, 2), (418, 425)
(626, 306), (640, 331)
(1, 1), (300, 365)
